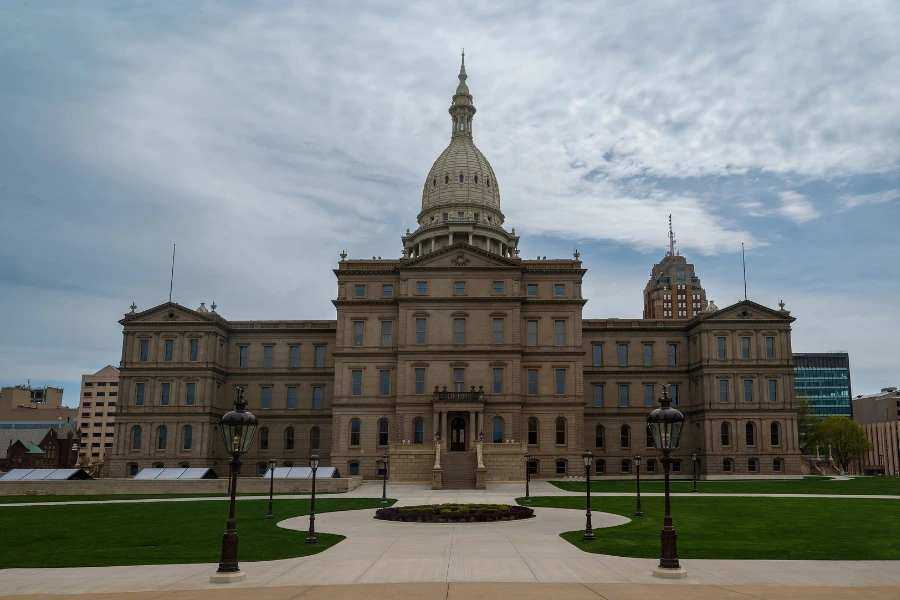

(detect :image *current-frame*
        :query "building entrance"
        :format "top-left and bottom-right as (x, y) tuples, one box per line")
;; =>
(450, 416), (467, 451)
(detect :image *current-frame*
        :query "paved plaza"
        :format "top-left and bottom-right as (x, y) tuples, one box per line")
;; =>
(1, 481), (899, 598)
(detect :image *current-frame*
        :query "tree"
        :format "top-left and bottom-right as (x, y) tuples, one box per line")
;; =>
(795, 396), (818, 452)
(814, 417), (872, 472)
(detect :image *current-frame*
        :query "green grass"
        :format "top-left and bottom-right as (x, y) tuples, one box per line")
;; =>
(522, 495), (900, 560)
(0, 497), (392, 568)
(550, 475), (900, 496)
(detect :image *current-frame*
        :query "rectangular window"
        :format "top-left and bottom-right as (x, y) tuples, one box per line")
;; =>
(415, 318), (426, 344)
(717, 337), (726, 359)
(289, 345), (300, 368)
(186, 382), (195, 406)
(723, 459), (732, 473)
(554, 284), (565, 297)
(454, 281), (466, 295)
(592, 344), (602, 366)
(493, 281), (504, 294)
(619, 384), (629, 407)
(442, 213), (448, 222)
(287, 387), (297, 409)
(381, 321), (392, 346)
(555, 369), (566, 394)
(261, 387), (271, 409)
(765, 336), (775, 359)
(416, 281), (428, 294)
(526, 284), (538, 297)
(593, 384), (603, 407)
(554, 320), (565, 346)
(164, 339), (174, 362)
(743, 380), (753, 403)
(768, 380), (777, 402)
(382, 284), (393, 297)
(189, 339), (199, 362)
(618, 344), (628, 366)
(493, 368), (503, 394)
(668, 344), (677, 365)
(527, 369), (538, 395)
(140, 340), (149, 362)
(314, 345), (325, 367)
(453, 368), (465, 392)
(160, 383), (170, 406)
(379, 370), (391, 395)
(670, 384), (678, 406)
(351, 370), (362, 396)
(135, 383), (145, 406)
(719, 380), (729, 403)
(741, 337), (751, 359)
(355, 284), (365, 297)
(474, 213), (479, 221)
(415, 368), (425, 394)
(493, 318), (503, 344)
(645, 384), (654, 407)
(96, 392), (105, 397)
(643, 344), (652, 365)
(595, 459), (605, 474)
(773, 459), (783, 472)
(353, 321), (364, 346)
(453, 318), (465, 344)
(239, 346), (248, 368)
(313, 386), (323, 409)
(264, 345), (274, 368)
(526, 320), (538, 346)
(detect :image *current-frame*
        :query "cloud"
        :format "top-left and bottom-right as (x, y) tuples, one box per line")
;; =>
(777, 191), (821, 224)
(839, 190), (900, 210)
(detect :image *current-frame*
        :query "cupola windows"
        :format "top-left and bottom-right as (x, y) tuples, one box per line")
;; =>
(432, 178), (436, 187)
(474, 175), (478, 184)
(445, 175), (449, 184)
(459, 115), (466, 131)
(459, 173), (464, 183)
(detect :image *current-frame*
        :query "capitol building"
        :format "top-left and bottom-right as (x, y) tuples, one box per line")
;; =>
(108, 56), (802, 485)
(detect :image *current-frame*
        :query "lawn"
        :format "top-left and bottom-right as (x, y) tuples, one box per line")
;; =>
(550, 475), (900, 496)
(522, 495), (900, 560)
(0, 497), (391, 568)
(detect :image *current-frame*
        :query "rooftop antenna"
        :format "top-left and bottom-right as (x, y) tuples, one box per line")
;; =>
(168, 243), (176, 303)
(741, 242), (747, 301)
(668, 214), (676, 257)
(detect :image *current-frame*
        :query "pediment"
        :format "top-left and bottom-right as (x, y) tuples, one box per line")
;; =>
(403, 243), (519, 269)
(700, 300), (794, 323)
(119, 302), (220, 325)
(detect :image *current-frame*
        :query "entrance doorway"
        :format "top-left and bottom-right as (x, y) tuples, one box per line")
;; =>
(450, 417), (467, 451)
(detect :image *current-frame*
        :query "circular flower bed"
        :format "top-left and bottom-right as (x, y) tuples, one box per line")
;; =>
(374, 503), (534, 523)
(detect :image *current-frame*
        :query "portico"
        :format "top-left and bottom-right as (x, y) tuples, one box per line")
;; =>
(432, 385), (485, 452)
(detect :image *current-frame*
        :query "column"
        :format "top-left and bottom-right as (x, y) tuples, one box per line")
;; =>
(441, 411), (448, 447)
(430, 237), (435, 252)
(468, 232), (473, 245)
(469, 409), (476, 450)
(433, 411), (439, 441)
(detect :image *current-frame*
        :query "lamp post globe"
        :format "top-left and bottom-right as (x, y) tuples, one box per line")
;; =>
(214, 387), (259, 580)
(582, 450), (594, 541)
(647, 385), (685, 575)
(634, 454), (643, 517)
(691, 453), (698, 493)
(306, 454), (320, 544)
(523, 453), (531, 503)
(381, 454), (389, 503)
(266, 458), (277, 520)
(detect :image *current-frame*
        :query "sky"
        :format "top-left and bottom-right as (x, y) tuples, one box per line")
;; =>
(1, 1), (898, 406)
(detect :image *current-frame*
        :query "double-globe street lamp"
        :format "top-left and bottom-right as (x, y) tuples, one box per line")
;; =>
(647, 385), (686, 578)
(634, 455), (643, 517)
(306, 454), (320, 544)
(523, 453), (531, 503)
(213, 387), (259, 583)
(381, 454), (389, 504)
(266, 458), (277, 520)
(582, 450), (594, 541)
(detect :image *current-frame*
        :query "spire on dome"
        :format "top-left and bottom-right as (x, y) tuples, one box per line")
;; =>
(456, 49), (469, 95)
(449, 50), (475, 139)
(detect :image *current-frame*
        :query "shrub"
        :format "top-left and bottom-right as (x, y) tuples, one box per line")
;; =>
(375, 503), (533, 523)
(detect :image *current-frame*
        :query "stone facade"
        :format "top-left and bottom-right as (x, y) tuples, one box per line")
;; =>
(107, 55), (802, 483)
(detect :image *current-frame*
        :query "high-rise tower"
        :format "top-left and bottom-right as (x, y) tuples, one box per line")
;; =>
(642, 216), (708, 319)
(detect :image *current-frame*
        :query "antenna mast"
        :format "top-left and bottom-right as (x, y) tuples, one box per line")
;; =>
(742, 243), (747, 301)
(169, 244), (176, 303)
(668, 214), (676, 256)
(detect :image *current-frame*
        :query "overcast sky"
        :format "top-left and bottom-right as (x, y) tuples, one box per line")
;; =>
(1, 1), (898, 405)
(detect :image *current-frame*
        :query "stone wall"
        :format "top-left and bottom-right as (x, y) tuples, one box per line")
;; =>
(0, 476), (363, 497)
(388, 442), (436, 483)
(483, 442), (528, 481)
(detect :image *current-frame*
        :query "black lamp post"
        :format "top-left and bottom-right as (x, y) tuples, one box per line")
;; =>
(266, 458), (276, 520)
(306, 453), (319, 544)
(647, 385), (685, 574)
(582, 450), (594, 541)
(215, 388), (259, 578)
(523, 453), (531, 503)
(634, 455), (643, 517)
(691, 453), (698, 493)
(380, 454), (389, 503)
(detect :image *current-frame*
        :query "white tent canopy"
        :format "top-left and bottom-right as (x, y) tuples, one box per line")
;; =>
(0, 468), (92, 481)
(132, 467), (218, 480)
(262, 466), (341, 479)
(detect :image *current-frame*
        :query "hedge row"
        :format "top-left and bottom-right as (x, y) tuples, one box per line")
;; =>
(375, 503), (534, 523)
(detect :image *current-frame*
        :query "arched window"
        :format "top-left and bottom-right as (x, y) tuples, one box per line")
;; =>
(474, 175), (479, 184)
(259, 427), (269, 451)
(432, 178), (436, 187)
(555, 418), (566, 445)
(157, 425), (167, 450)
(646, 426), (654, 448)
(487, 178), (491, 188)
(182, 425), (193, 450)
(492, 417), (503, 443)
(445, 175), (449, 184)
(132, 425), (142, 450)
(350, 419), (361, 447)
(179, 462), (190, 468)
(721, 422), (730, 446)
(378, 419), (389, 446)
(285, 427), (295, 451)
(595, 424), (604, 448)
(770, 422), (780, 446)
(310, 426), (320, 452)
(620, 425), (630, 448)
(746, 422), (755, 446)
(555, 459), (566, 475)
(528, 418), (538, 445)
(414, 417), (425, 444)
(459, 173), (464, 183)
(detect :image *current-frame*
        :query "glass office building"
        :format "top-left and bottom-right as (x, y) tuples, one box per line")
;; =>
(793, 353), (852, 417)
